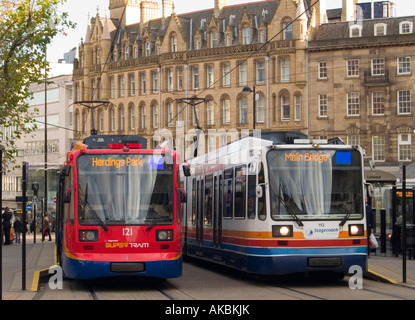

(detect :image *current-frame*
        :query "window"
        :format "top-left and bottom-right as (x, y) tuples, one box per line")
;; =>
(373, 135), (385, 162)
(399, 134), (412, 161)
(167, 101), (174, 127)
(372, 91), (384, 115)
(222, 97), (231, 124)
(129, 105), (135, 130)
(318, 94), (328, 117)
(239, 61), (247, 86)
(129, 74), (135, 96)
(347, 59), (359, 77)
(152, 71), (159, 93)
(349, 25), (362, 38)
(177, 68), (183, 90)
(96, 49), (100, 65)
(167, 68), (173, 91)
(98, 110), (103, 132)
(239, 97), (248, 124)
(318, 62), (327, 79)
(256, 60), (265, 85)
(399, 21), (413, 34)
(347, 92), (360, 116)
(140, 105), (146, 129)
(294, 94), (301, 121)
(226, 34), (232, 46)
(223, 169), (233, 218)
(235, 166), (246, 218)
(171, 35), (177, 52)
(283, 22), (292, 40)
(398, 57), (411, 75)
(152, 104), (158, 128)
(207, 100), (214, 125)
(140, 73), (146, 94)
(210, 31), (218, 48)
(259, 30), (266, 43)
(206, 65), (214, 88)
(257, 94), (265, 123)
(119, 107), (125, 131)
(398, 90), (411, 114)
(110, 108), (115, 131)
(281, 57), (290, 82)
(119, 76), (125, 97)
(110, 77), (115, 98)
(222, 63), (230, 87)
(124, 45), (129, 60)
(374, 23), (387, 36)
(242, 27), (251, 44)
(145, 41), (151, 57)
(371, 58), (385, 76)
(192, 66), (199, 89)
(347, 135), (360, 146)
(281, 93), (290, 121)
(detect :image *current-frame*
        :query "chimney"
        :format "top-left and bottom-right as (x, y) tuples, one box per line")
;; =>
(214, 0), (228, 17)
(162, 0), (174, 18)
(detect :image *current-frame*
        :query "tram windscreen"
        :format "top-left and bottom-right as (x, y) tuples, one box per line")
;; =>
(267, 149), (364, 221)
(76, 153), (174, 226)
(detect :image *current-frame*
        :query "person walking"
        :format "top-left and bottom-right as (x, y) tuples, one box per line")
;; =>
(2, 207), (13, 245)
(42, 214), (52, 242)
(13, 217), (23, 244)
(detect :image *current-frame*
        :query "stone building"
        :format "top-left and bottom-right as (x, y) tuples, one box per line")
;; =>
(308, 1), (415, 173)
(73, 0), (411, 174)
(73, 0), (310, 158)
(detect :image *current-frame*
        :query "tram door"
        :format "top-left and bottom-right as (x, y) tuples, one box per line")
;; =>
(196, 177), (203, 246)
(213, 173), (223, 248)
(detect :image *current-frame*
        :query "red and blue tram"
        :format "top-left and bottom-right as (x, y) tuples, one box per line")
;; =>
(56, 135), (184, 279)
(182, 132), (368, 277)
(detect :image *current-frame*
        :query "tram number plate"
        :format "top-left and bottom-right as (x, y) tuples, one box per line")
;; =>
(110, 262), (146, 273)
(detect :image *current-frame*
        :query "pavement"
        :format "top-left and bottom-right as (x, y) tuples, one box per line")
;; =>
(1, 234), (414, 300)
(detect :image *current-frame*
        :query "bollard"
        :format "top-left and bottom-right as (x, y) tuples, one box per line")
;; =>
(380, 209), (386, 255)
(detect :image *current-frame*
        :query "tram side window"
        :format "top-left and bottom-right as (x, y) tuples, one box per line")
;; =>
(204, 174), (213, 226)
(235, 166), (246, 218)
(223, 168), (233, 218)
(68, 171), (75, 224)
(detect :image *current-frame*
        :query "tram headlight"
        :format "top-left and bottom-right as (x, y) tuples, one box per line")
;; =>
(348, 224), (364, 236)
(156, 229), (173, 241)
(79, 230), (98, 242)
(272, 225), (293, 237)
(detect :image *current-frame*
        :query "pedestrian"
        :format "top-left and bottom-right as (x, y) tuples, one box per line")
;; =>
(42, 214), (52, 242)
(13, 217), (23, 244)
(366, 197), (375, 256)
(2, 207), (13, 245)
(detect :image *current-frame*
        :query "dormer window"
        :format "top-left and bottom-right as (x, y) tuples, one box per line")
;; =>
(400, 21), (413, 34)
(374, 23), (387, 36)
(124, 45), (129, 60)
(145, 41), (151, 57)
(170, 32), (177, 52)
(242, 27), (250, 45)
(349, 24), (362, 38)
(210, 31), (218, 48)
(283, 21), (292, 40)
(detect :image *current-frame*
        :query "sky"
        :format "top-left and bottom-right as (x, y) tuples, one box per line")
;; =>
(47, 0), (415, 63)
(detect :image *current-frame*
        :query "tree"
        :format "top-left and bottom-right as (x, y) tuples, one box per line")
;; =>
(0, 0), (75, 170)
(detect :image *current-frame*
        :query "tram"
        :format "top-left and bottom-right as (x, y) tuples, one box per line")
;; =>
(182, 132), (367, 277)
(56, 135), (185, 279)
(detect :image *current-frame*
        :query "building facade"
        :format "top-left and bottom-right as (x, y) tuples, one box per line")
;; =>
(73, 0), (310, 159)
(73, 0), (411, 175)
(2, 71), (74, 212)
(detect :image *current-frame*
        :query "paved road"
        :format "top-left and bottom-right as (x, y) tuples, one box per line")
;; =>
(34, 258), (415, 301)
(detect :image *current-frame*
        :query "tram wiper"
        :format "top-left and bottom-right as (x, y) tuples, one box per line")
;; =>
(339, 195), (361, 227)
(274, 193), (304, 227)
(81, 183), (108, 231)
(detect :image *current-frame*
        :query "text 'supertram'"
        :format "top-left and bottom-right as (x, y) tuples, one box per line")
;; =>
(56, 135), (185, 279)
(182, 132), (367, 277)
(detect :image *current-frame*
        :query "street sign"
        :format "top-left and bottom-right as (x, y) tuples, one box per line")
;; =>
(26, 204), (32, 211)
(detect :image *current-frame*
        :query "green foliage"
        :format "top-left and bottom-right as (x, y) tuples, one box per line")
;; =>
(0, 0), (75, 170)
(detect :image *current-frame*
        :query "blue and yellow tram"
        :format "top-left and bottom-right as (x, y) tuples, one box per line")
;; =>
(182, 132), (367, 277)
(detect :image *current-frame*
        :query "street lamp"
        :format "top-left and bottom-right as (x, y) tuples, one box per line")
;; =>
(242, 85), (256, 130)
